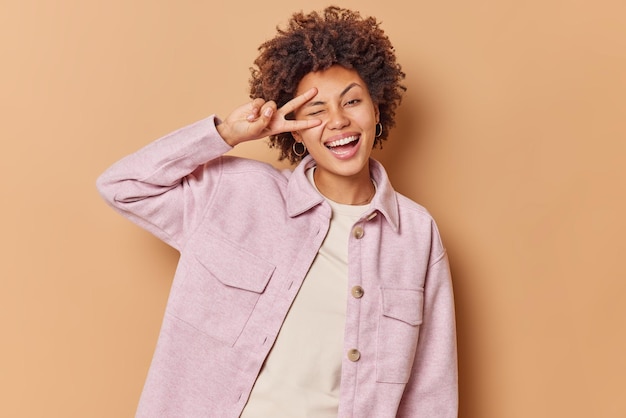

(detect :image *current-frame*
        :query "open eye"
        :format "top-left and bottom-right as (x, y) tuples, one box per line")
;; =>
(344, 99), (361, 107)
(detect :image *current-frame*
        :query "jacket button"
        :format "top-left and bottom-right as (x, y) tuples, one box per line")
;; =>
(351, 286), (364, 299)
(352, 226), (364, 239)
(347, 349), (361, 362)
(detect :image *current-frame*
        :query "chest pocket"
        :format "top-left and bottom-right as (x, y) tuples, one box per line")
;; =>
(169, 236), (275, 346)
(376, 287), (424, 383)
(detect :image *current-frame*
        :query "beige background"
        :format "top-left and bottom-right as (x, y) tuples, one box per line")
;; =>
(2, 0), (625, 417)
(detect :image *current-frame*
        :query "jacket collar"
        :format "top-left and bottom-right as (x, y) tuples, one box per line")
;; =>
(286, 155), (400, 232)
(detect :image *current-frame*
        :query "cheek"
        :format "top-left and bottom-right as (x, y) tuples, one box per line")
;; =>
(299, 125), (324, 143)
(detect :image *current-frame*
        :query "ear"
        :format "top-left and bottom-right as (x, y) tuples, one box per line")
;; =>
(291, 131), (301, 140)
(374, 103), (380, 123)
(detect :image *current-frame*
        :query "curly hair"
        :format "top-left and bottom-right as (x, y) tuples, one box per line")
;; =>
(249, 6), (406, 163)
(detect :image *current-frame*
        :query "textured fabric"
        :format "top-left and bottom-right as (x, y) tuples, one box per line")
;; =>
(96, 115), (458, 418)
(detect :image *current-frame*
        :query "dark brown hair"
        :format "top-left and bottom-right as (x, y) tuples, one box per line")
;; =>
(249, 6), (406, 163)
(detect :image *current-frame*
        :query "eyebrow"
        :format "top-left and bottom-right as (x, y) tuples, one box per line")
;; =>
(305, 82), (361, 107)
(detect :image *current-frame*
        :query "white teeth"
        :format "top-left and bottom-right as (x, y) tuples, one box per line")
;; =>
(326, 136), (358, 148)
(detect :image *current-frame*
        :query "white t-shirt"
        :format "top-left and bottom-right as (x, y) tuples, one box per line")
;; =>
(240, 169), (370, 417)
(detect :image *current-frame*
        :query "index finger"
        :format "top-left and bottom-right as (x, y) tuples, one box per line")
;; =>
(278, 87), (318, 116)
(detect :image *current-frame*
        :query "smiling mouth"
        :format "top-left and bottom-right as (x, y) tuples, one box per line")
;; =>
(325, 135), (360, 150)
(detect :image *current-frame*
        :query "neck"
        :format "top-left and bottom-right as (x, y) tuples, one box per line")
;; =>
(313, 168), (375, 206)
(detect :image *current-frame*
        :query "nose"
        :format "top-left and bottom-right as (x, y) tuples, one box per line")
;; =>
(327, 107), (349, 130)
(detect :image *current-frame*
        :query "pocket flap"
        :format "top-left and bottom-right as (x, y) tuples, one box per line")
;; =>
(194, 237), (275, 293)
(380, 288), (424, 326)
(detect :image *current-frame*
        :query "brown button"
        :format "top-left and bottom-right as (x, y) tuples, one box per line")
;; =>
(347, 349), (361, 362)
(352, 226), (364, 239)
(351, 286), (364, 299)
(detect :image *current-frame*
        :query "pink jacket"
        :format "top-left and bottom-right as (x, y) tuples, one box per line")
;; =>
(97, 116), (458, 417)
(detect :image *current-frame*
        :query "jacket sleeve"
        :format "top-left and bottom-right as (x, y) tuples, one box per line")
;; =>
(96, 115), (232, 251)
(398, 227), (459, 417)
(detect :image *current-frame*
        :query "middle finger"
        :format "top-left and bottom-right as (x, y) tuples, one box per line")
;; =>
(278, 88), (318, 116)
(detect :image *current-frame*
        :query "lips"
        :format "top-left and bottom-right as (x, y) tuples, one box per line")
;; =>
(323, 134), (361, 158)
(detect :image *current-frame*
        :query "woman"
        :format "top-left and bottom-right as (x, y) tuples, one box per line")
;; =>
(97, 6), (458, 417)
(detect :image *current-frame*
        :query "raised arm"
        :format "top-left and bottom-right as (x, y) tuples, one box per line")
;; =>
(96, 90), (321, 250)
(96, 116), (231, 250)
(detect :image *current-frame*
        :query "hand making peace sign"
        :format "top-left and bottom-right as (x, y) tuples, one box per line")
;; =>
(216, 87), (321, 147)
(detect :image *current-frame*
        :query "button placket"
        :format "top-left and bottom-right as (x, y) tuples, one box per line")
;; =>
(347, 219), (369, 368)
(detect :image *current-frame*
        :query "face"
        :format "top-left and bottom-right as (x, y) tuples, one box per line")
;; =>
(292, 65), (379, 185)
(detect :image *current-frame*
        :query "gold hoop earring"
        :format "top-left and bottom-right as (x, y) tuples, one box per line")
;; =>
(292, 141), (307, 157)
(375, 123), (383, 138)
